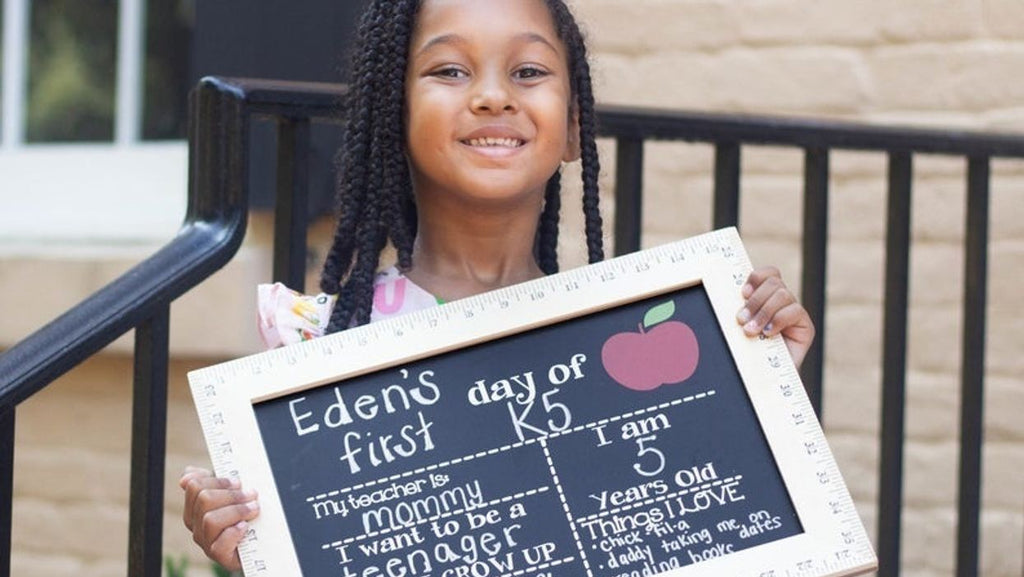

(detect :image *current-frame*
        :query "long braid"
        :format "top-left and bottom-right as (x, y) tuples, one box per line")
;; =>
(322, 0), (421, 333)
(543, 0), (605, 265)
(380, 1), (417, 271)
(537, 171), (562, 274)
(576, 73), (604, 264)
(318, 8), (378, 295)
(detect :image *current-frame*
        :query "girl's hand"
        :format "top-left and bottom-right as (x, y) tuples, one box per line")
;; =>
(179, 466), (260, 571)
(736, 266), (815, 370)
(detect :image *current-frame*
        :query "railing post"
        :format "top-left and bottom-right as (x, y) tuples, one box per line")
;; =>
(878, 151), (913, 577)
(273, 118), (311, 290)
(713, 142), (741, 229)
(800, 147), (829, 418)
(613, 137), (643, 256)
(0, 408), (13, 577)
(127, 307), (170, 577)
(956, 156), (990, 577)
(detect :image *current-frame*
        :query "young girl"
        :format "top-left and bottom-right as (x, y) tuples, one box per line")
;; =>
(180, 0), (815, 570)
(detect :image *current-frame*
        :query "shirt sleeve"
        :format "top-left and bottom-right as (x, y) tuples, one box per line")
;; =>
(256, 283), (337, 349)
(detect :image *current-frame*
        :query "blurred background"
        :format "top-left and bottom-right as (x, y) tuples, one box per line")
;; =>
(1, 1), (1021, 576)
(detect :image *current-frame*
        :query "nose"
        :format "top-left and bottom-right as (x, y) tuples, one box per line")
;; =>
(470, 73), (517, 114)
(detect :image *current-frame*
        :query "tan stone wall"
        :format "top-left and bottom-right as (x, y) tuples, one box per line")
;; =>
(6, 1), (1023, 576)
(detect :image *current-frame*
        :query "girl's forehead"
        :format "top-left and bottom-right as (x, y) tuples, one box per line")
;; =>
(411, 0), (562, 51)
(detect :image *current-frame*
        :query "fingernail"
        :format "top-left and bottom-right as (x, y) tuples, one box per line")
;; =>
(744, 320), (759, 333)
(244, 488), (258, 499)
(228, 478), (241, 489)
(246, 501), (260, 511)
(762, 322), (773, 334)
(742, 283), (753, 298)
(737, 308), (751, 324)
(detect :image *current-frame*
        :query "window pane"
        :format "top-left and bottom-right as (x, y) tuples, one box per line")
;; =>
(26, 0), (117, 143)
(143, 0), (191, 140)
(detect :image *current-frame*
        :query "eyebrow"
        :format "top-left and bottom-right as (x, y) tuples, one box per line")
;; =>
(414, 32), (561, 58)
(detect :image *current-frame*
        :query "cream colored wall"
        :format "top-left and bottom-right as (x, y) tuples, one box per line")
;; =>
(4, 1), (1023, 576)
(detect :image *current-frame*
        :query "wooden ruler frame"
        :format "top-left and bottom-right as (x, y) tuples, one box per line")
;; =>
(189, 227), (876, 577)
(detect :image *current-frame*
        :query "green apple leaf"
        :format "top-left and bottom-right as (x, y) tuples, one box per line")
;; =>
(643, 300), (676, 328)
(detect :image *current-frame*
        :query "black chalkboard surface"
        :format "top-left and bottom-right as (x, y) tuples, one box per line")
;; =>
(189, 228), (876, 577)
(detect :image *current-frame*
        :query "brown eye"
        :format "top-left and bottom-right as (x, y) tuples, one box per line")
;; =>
(514, 66), (548, 80)
(431, 66), (468, 79)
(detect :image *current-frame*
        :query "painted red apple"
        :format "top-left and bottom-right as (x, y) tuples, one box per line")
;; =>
(601, 300), (700, 391)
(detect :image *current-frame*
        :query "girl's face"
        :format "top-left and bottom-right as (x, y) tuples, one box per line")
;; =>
(405, 0), (577, 211)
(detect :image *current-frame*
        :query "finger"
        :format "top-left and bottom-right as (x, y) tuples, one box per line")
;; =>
(183, 475), (243, 531)
(760, 302), (813, 339)
(742, 266), (782, 298)
(194, 500), (260, 564)
(183, 473), (227, 530)
(744, 287), (793, 336)
(179, 466), (212, 489)
(763, 302), (816, 369)
(204, 519), (251, 571)
(189, 484), (256, 535)
(738, 277), (790, 333)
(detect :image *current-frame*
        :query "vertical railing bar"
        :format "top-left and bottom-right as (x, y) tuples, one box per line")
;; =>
(0, 408), (14, 577)
(273, 118), (311, 291)
(713, 142), (741, 229)
(877, 151), (913, 577)
(126, 306), (170, 577)
(613, 137), (643, 256)
(956, 156), (989, 577)
(115, 0), (146, 144)
(1, 0), (29, 148)
(800, 147), (829, 419)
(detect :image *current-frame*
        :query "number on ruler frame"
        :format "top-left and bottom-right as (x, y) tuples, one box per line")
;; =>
(829, 500), (842, 515)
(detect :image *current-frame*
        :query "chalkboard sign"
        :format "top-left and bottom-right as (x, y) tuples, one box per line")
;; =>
(189, 228), (877, 577)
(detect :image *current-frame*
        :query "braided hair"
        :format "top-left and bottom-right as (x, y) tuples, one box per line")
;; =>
(321, 0), (604, 333)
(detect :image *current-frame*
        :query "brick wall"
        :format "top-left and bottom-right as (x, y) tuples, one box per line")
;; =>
(563, 2), (1024, 576)
(8, 1), (1023, 576)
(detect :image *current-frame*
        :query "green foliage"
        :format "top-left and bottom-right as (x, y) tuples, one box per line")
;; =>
(163, 553), (243, 577)
(164, 554), (188, 577)
(22, 0), (191, 143)
(26, 0), (118, 142)
(212, 564), (242, 577)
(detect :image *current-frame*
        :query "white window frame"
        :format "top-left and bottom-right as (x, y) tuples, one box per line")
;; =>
(1, 0), (187, 247)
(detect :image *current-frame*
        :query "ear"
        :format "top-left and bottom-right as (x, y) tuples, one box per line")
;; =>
(562, 104), (581, 162)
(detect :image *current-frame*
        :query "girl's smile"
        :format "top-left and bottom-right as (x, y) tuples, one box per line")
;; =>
(459, 125), (529, 159)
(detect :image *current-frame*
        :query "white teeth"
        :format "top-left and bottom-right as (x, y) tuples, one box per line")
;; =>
(466, 137), (522, 147)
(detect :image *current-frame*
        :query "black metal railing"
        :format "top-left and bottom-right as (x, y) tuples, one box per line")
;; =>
(596, 105), (1024, 577)
(1, 77), (1022, 577)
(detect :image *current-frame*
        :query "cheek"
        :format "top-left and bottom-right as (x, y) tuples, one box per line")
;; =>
(405, 94), (448, 159)
(538, 106), (571, 153)
(531, 89), (572, 141)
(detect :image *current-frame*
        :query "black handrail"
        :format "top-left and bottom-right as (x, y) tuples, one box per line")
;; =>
(1, 77), (1021, 577)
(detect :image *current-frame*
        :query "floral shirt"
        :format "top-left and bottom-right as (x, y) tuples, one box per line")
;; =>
(257, 266), (441, 349)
